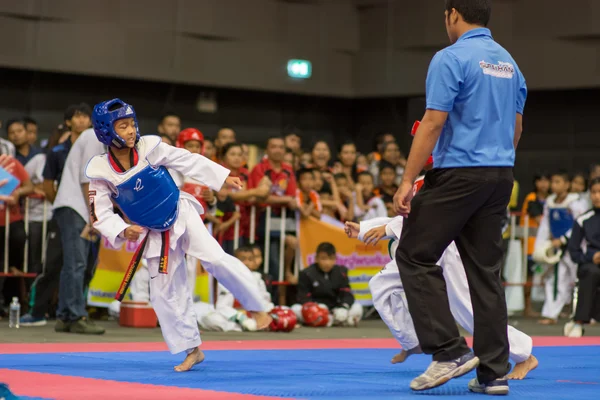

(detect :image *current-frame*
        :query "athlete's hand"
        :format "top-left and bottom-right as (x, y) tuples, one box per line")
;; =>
(593, 252), (600, 265)
(226, 176), (243, 190)
(364, 225), (386, 246)
(551, 238), (563, 249)
(393, 180), (414, 217)
(123, 225), (144, 242)
(344, 221), (359, 239)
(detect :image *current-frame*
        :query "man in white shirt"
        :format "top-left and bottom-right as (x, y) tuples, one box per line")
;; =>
(52, 128), (106, 334)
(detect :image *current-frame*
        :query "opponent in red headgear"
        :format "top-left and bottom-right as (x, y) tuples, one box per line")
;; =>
(269, 306), (298, 332)
(411, 120), (433, 169)
(301, 302), (329, 327)
(176, 128), (205, 154)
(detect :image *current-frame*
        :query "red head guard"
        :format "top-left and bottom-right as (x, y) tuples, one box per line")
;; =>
(176, 128), (205, 153)
(411, 120), (433, 168)
(301, 302), (329, 327)
(269, 306), (297, 332)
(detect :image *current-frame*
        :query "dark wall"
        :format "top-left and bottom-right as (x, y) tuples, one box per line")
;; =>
(1, 67), (598, 207)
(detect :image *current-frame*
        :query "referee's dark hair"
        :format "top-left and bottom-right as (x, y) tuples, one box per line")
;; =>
(445, 0), (491, 27)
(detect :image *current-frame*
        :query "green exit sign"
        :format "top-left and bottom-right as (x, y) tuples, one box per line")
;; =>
(287, 59), (312, 79)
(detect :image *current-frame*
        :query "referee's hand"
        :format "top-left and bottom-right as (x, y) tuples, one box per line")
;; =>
(393, 181), (414, 217)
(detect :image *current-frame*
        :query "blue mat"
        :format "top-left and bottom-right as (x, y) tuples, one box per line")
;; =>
(2, 346), (599, 399)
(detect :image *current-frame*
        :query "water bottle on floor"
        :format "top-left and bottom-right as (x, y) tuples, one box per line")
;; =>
(9, 297), (20, 328)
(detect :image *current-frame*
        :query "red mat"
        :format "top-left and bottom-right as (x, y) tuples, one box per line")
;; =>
(1, 336), (599, 354)
(1, 369), (288, 400)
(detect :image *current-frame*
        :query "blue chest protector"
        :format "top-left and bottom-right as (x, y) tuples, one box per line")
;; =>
(548, 208), (574, 239)
(113, 165), (179, 231)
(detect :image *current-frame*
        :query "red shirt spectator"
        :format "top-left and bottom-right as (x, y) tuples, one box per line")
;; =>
(249, 137), (297, 215)
(0, 159), (31, 226)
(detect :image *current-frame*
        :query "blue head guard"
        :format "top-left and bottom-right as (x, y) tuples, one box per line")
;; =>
(92, 98), (140, 148)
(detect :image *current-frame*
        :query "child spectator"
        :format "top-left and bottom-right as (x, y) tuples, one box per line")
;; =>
(313, 169), (346, 220)
(375, 161), (398, 217)
(534, 170), (586, 325)
(356, 171), (387, 220)
(334, 173), (361, 222)
(565, 177), (600, 337)
(216, 245), (275, 331)
(296, 168), (322, 220)
(293, 242), (362, 326)
(284, 147), (299, 171)
(203, 137), (216, 162)
(174, 128), (217, 221)
(356, 153), (369, 172)
(571, 172), (587, 194)
(520, 172), (550, 316)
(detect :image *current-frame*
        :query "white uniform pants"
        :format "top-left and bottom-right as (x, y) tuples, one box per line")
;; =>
(541, 257), (577, 320)
(147, 201), (270, 354)
(370, 242), (532, 364)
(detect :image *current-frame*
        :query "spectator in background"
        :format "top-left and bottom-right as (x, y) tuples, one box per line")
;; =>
(0, 157), (33, 307)
(334, 173), (363, 222)
(218, 142), (271, 254)
(249, 136), (298, 285)
(215, 128), (236, 161)
(571, 172), (588, 194)
(313, 169), (346, 221)
(520, 173), (551, 317)
(18, 145), (50, 275)
(367, 131), (396, 164)
(292, 242), (362, 327)
(203, 137), (216, 161)
(565, 177), (600, 337)
(0, 134), (16, 157)
(284, 147), (299, 171)
(370, 141), (406, 186)
(535, 171), (584, 325)
(310, 141), (332, 173)
(157, 112), (181, 145)
(296, 168), (322, 220)
(6, 119), (42, 166)
(375, 162), (398, 217)
(356, 153), (369, 173)
(24, 117), (39, 146)
(573, 164), (600, 212)
(299, 152), (312, 168)
(333, 141), (362, 186)
(44, 124), (70, 152)
(283, 126), (302, 156)
(356, 171), (387, 221)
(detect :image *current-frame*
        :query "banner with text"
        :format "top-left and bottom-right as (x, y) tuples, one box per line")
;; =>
(298, 217), (391, 306)
(87, 238), (212, 308)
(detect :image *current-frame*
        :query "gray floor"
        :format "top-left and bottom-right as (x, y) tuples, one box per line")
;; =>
(1, 317), (598, 344)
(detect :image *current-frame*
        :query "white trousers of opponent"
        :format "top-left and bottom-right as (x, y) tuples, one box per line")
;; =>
(359, 217), (533, 365)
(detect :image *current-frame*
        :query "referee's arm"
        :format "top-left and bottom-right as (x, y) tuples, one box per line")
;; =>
(402, 110), (447, 184)
(514, 69), (527, 149)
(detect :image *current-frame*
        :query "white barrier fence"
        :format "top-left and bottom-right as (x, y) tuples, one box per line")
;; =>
(2, 197), (49, 276)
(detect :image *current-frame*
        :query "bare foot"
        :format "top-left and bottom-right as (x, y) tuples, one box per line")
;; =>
(507, 355), (538, 380)
(250, 311), (273, 330)
(174, 348), (205, 372)
(391, 346), (422, 364)
(538, 318), (557, 325)
(524, 308), (540, 318)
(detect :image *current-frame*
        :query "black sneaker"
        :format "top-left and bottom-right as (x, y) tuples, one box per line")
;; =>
(468, 377), (509, 395)
(69, 318), (106, 335)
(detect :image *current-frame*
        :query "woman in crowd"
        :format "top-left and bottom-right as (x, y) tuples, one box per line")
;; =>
(218, 142), (271, 253)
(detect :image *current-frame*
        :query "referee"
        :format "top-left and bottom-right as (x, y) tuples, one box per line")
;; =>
(393, 0), (526, 395)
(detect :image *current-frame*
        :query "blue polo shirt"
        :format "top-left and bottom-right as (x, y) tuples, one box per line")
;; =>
(426, 28), (527, 168)
(42, 138), (72, 186)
